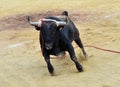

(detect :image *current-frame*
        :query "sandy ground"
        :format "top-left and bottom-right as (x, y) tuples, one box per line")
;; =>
(0, 0), (120, 87)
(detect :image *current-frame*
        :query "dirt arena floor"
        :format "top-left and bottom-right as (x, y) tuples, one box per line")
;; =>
(0, 0), (120, 87)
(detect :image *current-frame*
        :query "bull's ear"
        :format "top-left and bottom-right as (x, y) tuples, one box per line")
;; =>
(58, 27), (64, 30)
(56, 25), (64, 30)
(35, 26), (41, 31)
(56, 21), (67, 31)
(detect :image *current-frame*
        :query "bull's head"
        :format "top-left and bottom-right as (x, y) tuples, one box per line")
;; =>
(27, 16), (67, 50)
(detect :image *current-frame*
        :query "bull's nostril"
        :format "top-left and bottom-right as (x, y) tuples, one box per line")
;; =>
(45, 43), (53, 50)
(45, 47), (52, 50)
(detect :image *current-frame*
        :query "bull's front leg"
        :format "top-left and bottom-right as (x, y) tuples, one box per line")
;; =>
(67, 43), (83, 72)
(43, 52), (54, 74)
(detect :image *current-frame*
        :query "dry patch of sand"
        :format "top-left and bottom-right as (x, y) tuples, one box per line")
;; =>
(0, 0), (120, 87)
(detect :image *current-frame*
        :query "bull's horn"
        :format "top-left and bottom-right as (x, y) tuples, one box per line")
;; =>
(27, 16), (41, 26)
(41, 19), (67, 27)
(56, 21), (67, 27)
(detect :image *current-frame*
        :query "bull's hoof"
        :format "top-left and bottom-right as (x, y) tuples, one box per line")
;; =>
(47, 64), (54, 74)
(84, 54), (88, 61)
(50, 71), (56, 76)
(75, 62), (83, 72)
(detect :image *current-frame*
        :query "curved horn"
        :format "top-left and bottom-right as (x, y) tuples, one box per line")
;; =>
(41, 19), (67, 27)
(55, 21), (67, 26)
(27, 16), (41, 26)
(27, 16), (67, 27)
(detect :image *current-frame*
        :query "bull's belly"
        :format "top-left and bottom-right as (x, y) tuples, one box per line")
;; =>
(49, 47), (66, 56)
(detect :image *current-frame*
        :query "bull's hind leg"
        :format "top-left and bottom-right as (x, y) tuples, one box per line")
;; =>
(67, 43), (83, 72)
(75, 37), (88, 60)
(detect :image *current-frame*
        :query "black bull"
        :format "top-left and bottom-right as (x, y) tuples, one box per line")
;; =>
(27, 11), (87, 74)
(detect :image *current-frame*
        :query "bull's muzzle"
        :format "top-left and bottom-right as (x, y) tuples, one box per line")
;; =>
(45, 43), (53, 50)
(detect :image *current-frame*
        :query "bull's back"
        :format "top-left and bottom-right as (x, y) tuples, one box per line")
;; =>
(60, 18), (79, 42)
(58, 18), (79, 51)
